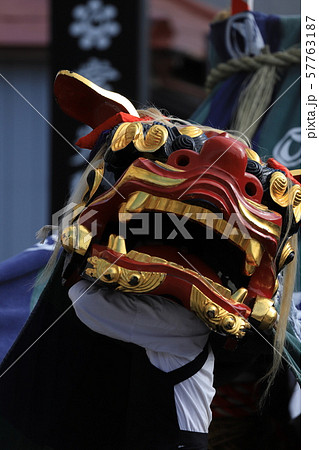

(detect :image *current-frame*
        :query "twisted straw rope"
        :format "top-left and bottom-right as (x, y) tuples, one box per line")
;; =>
(205, 46), (301, 92)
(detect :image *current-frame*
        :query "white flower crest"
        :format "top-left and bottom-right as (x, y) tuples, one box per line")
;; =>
(69, 0), (121, 51)
(77, 57), (121, 89)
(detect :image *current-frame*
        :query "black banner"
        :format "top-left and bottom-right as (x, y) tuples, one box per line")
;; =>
(50, 0), (148, 214)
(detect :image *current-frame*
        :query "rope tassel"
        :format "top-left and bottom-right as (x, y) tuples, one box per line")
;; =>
(230, 47), (278, 139)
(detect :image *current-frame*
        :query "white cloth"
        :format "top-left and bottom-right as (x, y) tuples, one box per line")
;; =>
(69, 280), (215, 433)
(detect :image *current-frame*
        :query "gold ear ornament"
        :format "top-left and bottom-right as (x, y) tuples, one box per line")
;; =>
(269, 172), (301, 223)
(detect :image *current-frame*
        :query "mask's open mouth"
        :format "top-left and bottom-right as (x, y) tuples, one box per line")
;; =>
(118, 191), (263, 281)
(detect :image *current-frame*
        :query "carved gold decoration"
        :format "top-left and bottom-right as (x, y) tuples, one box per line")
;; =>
(251, 296), (277, 331)
(87, 166), (186, 209)
(85, 256), (121, 283)
(111, 122), (141, 151)
(85, 255), (166, 293)
(111, 122), (168, 153)
(291, 169), (301, 179)
(231, 288), (248, 303)
(292, 190), (301, 223)
(89, 160), (105, 199)
(61, 224), (92, 255)
(124, 191), (151, 213)
(245, 198), (269, 211)
(238, 201), (281, 238)
(245, 148), (261, 163)
(269, 172), (301, 223)
(190, 285), (250, 338)
(278, 240), (295, 270)
(121, 166), (187, 187)
(70, 203), (87, 223)
(270, 171), (288, 198)
(71, 161), (106, 223)
(61, 226), (77, 253)
(179, 126), (204, 138)
(153, 161), (185, 172)
(135, 124), (168, 152)
(116, 268), (166, 293)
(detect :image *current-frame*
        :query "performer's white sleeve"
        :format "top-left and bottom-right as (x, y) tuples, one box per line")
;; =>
(69, 280), (210, 358)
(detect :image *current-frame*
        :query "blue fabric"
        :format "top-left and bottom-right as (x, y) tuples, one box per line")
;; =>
(0, 237), (55, 362)
(192, 12), (301, 169)
(202, 73), (248, 130)
(209, 11), (282, 65)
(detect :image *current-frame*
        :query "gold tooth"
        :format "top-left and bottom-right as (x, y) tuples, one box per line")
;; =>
(227, 234), (263, 276)
(152, 196), (163, 210)
(168, 261), (184, 269)
(125, 191), (151, 213)
(127, 250), (151, 263)
(242, 238), (264, 266)
(228, 233), (245, 249)
(113, 235), (127, 254)
(107, 234), (116, 249)
(205, 280), (232, 299)
(151, 256), (168, 264)
(214, 219), (227, 235)
(244, 261), (257, 276)
(196, 211), (218, 232)
(118, 206), (133, 222)
(139, 254), (152, 263)
(126, 250), (139, 259)
(231, 288), (248, 303)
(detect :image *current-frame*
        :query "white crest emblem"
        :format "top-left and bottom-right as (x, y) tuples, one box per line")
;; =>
(225, 12), (265, 59)
(272, 127), (301, 169)
(69, 0), (121, 51)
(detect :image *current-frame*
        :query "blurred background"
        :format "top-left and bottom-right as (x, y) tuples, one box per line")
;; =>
(0, 0), (300, 261)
